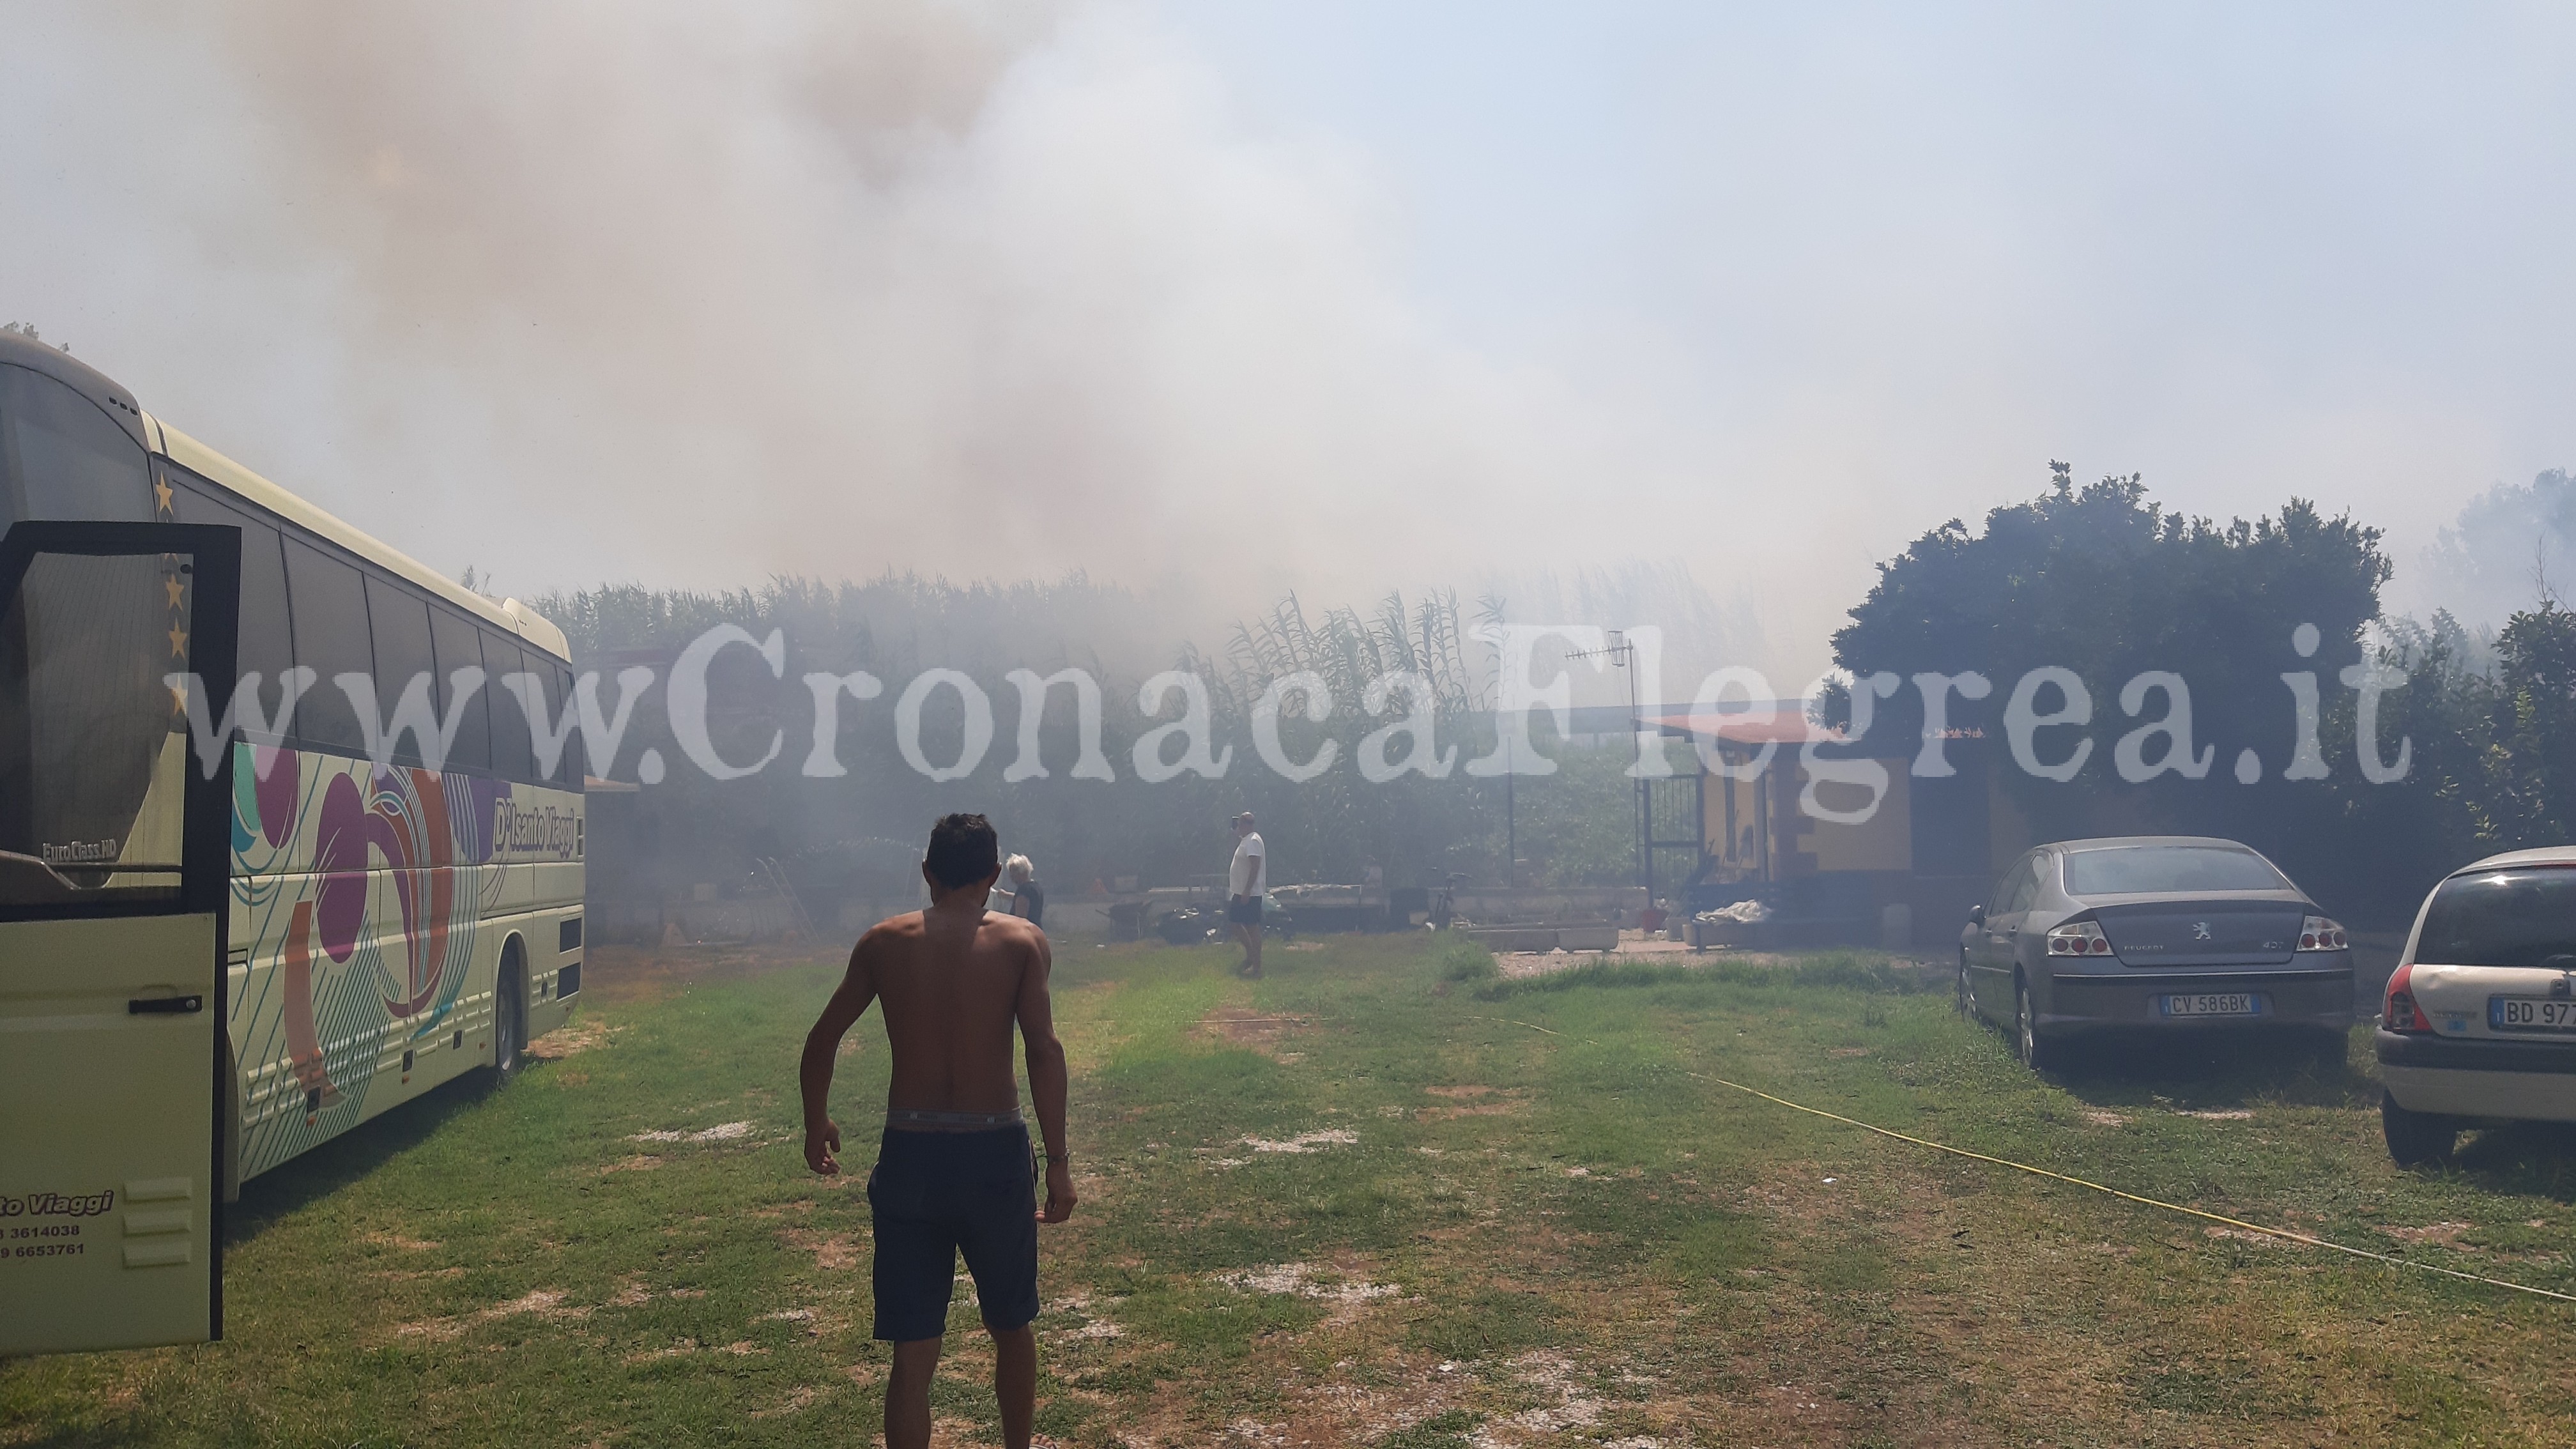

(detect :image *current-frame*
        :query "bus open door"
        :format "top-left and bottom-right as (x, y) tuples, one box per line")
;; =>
(0, 521), (239, 1355)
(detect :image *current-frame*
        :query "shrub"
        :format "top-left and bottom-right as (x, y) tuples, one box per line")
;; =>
(1435, 939), (1497, 982)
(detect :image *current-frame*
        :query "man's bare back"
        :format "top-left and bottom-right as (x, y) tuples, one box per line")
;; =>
(797, 813), (1073, 1449)
(855, 908), (1049, 1117)
(799, 900), (1073, 1208)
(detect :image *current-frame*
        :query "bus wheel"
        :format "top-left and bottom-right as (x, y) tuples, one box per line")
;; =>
(490, 944), (527, 1086)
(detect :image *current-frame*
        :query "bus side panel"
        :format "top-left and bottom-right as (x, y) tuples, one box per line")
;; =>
(523, 858), (586, 1044)
(226, 748), (579, 1183)
(494, 793), (585, 1046)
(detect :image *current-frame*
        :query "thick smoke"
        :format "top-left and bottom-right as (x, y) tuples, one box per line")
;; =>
(17, 5), (2572, 690)
(3, 0), (1750, 678)
(2415, 470), (2576, 633)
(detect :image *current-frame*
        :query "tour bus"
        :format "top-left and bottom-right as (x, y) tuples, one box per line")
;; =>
(0, 331), (585, 1354)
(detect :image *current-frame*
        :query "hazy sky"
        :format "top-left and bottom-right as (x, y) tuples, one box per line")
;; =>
(7, 1), (2572, 684)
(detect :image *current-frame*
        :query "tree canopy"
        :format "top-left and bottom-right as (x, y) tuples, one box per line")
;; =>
(1829, 464), (2392, 882)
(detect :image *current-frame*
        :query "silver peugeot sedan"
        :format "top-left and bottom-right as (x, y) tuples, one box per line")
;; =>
(1959, 836), (2354, 1071)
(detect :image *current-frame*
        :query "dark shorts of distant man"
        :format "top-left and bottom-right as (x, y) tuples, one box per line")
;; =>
(1227, 894), (1262, 926)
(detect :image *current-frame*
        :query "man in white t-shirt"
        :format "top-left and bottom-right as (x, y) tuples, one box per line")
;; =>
(1227, 812), (1266, 979)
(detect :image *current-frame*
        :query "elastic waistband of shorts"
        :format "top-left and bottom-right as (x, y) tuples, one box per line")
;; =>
(885, 1106), (1026, 1132)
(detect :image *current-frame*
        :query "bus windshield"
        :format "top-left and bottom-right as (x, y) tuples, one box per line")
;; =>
(0, 367), (184, 910)
(1, 364), (153, 525)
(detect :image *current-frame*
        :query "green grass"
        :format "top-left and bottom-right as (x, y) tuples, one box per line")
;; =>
(7, 933), (2576, 1446)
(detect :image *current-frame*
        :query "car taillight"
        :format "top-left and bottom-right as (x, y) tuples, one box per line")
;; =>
(2382, 962), (2430, 1034)
(2046, 919), (2115, 956)
(2297, 915), (2347, 951)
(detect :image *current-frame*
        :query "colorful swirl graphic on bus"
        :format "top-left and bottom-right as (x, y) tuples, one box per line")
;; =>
(225, 745), (579, 1178)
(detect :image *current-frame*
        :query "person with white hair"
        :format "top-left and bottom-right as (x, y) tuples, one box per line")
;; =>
(1004, 854), (1045, 930)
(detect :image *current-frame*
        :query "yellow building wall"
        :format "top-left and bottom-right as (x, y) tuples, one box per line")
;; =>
(1701, 771), (1767, 868)
(1805, 762), (1912, 873)
(1697, 754), (1915, 877)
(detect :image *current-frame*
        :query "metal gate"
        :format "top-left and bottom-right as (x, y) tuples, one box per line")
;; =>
(1638, 773), (1706, 903)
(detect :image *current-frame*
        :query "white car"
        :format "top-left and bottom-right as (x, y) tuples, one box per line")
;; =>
(2377, 847), (2576, 1163)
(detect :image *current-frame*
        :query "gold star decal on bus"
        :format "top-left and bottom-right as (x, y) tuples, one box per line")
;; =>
(153, 475), (174, 514)
(164, 575), (185, 608)
(168, 625), (188, 659)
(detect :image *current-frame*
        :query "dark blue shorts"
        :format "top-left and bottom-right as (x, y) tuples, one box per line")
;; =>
(1228, 895), (1262, 925)
(866, 1126), (1039, 1342)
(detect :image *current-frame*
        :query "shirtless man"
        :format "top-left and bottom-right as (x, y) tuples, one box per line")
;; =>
(801, 813), (1075, 1449)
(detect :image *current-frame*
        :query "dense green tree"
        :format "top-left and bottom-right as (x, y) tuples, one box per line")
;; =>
(2464, 602), (2576, 849)
(2313, 601), (2576, 916)
(1829, 463), (2393, 911)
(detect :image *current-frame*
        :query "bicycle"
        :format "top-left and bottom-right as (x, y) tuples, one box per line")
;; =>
(1430, 872), (1470, 931)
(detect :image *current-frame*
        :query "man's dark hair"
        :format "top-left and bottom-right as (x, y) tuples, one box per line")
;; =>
(924, 813), (1000, 889)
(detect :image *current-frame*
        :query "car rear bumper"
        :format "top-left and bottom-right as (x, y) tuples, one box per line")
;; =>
(2376, 1028), (2576, 1121)
(2038, 968), (2353, 1033)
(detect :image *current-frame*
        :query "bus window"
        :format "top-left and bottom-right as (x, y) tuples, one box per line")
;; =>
(555, 663), (585, 785)
(431, 605), (492, 772)
(0, 552), (185, 907)
(167, 477), (295, 741)
(284, 540), (373, 755)
(0, 365), (151, 524)
(484, 631), (535, 783)
(364, 576), (436, 767)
